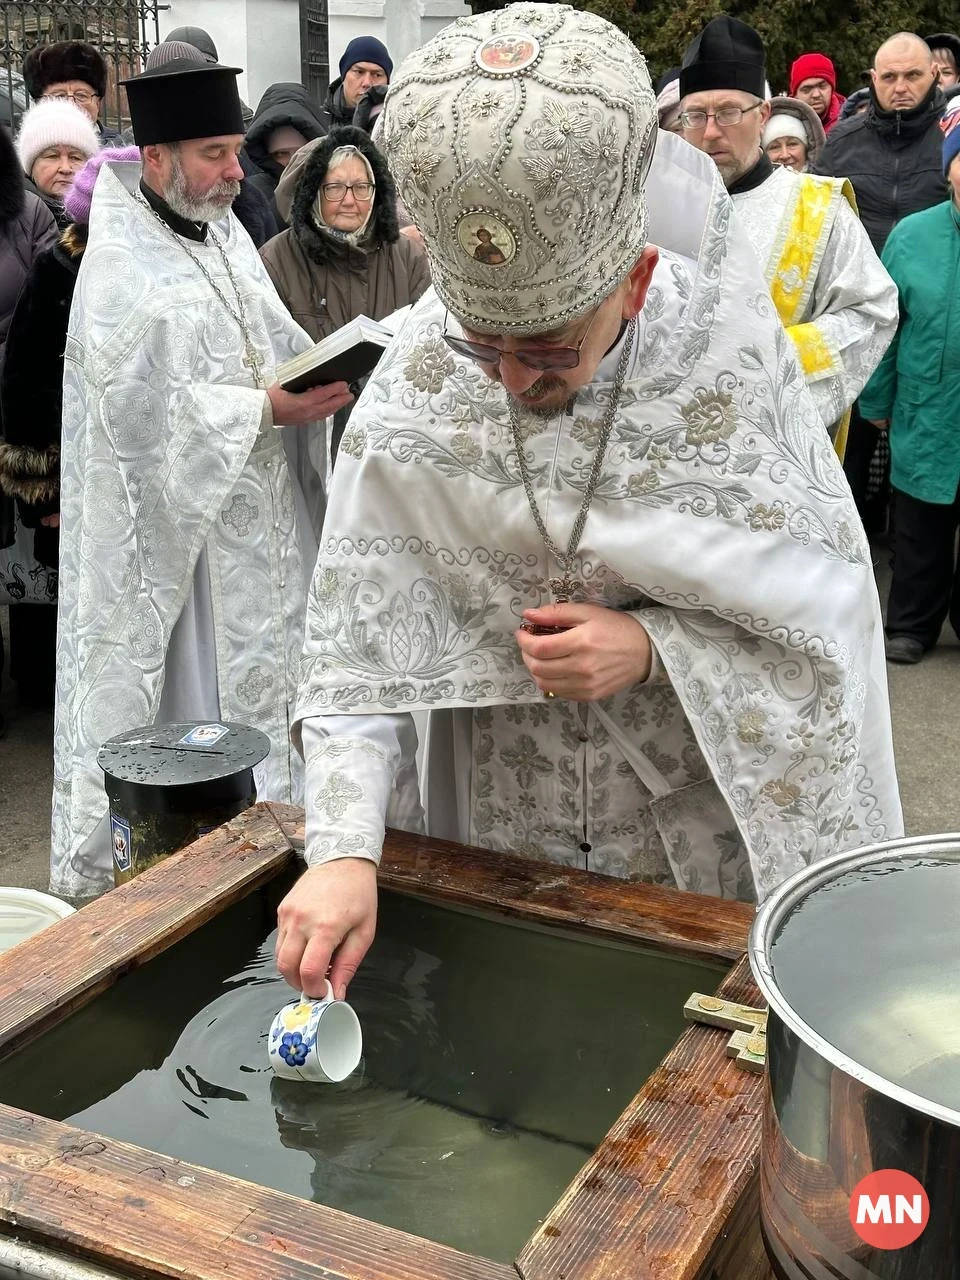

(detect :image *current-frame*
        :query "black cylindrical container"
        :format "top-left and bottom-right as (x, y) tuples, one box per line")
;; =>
(97, 722), (271, 885)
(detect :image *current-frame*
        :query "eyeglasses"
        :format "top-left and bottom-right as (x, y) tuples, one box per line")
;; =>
(679, 101), (763, 131)
(42, 90), (98, 106)
(321, 181), (375, 201)
(442, 306), (601, 373)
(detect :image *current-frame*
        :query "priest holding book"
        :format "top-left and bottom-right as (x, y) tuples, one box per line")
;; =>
(51, 59), (354, 899)
(277, 4), (902, 998)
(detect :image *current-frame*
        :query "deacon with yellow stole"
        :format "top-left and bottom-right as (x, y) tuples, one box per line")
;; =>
(679, 16), (897, 458)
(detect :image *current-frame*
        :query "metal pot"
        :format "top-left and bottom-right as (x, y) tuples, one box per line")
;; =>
(749, 834), (960, 1280)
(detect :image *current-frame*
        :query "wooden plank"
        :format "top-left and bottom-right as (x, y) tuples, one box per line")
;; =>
(0, 805), (296, 1062)
(0, 1104), (518, 1280)
(695, 1168), (774, 1280)
(516, 955), (767, 1280)
(266, 806), (753, 964)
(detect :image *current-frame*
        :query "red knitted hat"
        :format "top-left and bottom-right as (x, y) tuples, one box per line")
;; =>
(790, 52), (836, 95)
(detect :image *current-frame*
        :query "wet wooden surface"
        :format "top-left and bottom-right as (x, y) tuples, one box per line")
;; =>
(267, 805), (754, 964)
(0, 804), (771, 1280)
(517, 955), (772, 1280)
(0, 1104), (518, 1280)
(0, 805), (295, 1063)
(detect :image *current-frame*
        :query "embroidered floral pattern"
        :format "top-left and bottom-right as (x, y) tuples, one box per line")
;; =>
(404, 337), (455, 394)
(237, 664), (274, 706)
(339, 426), (366, 460)
(680, 387), (738, 446)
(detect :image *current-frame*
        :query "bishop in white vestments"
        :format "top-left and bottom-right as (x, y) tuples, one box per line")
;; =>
(276, 3), (903, 999)
(679, 16), (898, 451)
(51, 60), (354, 897)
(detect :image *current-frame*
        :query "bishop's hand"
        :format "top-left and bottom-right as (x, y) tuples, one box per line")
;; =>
(267, 380), (354, 427)
(516, 602), (653, 700)
(276, 858), (378, 999)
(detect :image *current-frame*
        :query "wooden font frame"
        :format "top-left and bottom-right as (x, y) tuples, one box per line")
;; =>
(0, 804), (772, 1280)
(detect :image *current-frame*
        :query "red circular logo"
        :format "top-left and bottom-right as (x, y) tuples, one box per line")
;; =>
(849, 1170), (930, 1249)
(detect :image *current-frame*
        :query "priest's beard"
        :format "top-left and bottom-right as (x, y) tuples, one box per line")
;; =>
(163, 151), (240, 223)
(507, 375), (576, 419)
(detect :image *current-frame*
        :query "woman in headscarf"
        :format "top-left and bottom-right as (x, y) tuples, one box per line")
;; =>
(260, 125), (429, 459)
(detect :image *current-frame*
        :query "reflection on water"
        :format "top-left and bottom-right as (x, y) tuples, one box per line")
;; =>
(0, 888), (724, 1262)
(771, 857), (960, 1114)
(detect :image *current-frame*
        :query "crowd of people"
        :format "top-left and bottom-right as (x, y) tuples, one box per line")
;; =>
(0, 5), (955, 997)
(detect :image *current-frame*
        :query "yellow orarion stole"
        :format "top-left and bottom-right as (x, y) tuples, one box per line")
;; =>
(766, 174), (859, 461)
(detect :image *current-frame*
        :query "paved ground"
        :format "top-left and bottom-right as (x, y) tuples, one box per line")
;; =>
(2, 550), (959, 896)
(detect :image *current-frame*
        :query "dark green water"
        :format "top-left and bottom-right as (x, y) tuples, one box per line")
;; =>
(0, 886), (725, 1262)
(770, 857), (960, 1114)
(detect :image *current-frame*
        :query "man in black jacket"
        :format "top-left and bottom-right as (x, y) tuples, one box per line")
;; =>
(318, 37), (392, 132)
(244, 82), (327, 227)
(813, 32), (947, 528)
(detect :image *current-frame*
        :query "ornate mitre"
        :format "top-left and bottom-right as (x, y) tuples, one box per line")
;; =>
(380, 2), (658, 334)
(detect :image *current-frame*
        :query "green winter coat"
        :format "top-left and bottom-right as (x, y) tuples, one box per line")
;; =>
(860, 198), (960, 505)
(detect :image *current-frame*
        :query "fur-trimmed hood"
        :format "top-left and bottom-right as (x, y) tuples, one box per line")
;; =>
(276, 125), (399, 270)
(0, 125), (26, 228)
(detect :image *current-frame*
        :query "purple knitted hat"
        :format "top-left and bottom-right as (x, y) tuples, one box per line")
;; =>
(63, 145), (141, 224)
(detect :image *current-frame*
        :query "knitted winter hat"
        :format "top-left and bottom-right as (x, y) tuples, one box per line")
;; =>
(146, 40), (206, 72)
(63, 144), (140, 223)
(22, 40), (107, 100)
(15, 98), (100, 175)
(339, 36), (392, 80)
(789, 52), (836, 96)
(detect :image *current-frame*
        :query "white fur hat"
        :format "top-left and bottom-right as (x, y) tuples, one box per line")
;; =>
(16, 98), (100, 175)
(380, 2), (658, 334)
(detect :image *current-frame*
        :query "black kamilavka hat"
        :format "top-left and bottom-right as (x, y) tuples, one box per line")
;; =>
(679, 16), (766, 100)
(122, 59), (244, 145)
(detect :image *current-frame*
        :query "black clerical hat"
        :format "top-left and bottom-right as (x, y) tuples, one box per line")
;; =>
(123, 59), (244, 145)
(679, 16), (766, 100)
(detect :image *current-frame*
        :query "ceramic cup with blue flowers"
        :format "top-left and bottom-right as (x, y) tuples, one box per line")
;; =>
(267, 980), (363, 1083)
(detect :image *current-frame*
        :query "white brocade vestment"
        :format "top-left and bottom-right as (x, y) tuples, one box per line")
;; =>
(294, 134), (903, 902)
(51, 163), (326, 898)
(731, 164), (898, 432)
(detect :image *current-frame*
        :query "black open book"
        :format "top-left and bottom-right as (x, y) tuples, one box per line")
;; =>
(276, 314), (393, 393)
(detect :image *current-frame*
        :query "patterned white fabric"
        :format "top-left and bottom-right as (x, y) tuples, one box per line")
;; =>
(51, 162), (324, 898)
(731, 164), (898, 430)
(295, 133), (903, 901)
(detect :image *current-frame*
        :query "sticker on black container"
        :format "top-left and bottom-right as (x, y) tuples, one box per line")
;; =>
(111, 814), (132, 872)
(177, 724), (230, 747)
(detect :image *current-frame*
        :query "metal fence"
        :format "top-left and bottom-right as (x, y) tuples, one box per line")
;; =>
(299, 0), (328, 104)
(0, 0), (161, 134)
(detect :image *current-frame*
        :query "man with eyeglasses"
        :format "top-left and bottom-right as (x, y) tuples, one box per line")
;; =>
(273, 4), (901, 1002)
(22, 41), (121, 142)
(680, 16), (896, 459)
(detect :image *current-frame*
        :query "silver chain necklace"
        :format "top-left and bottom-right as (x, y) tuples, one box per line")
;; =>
(508, 317), (635, 602)
(137, 195), (267, 389)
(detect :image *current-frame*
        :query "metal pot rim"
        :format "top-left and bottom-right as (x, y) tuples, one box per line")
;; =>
(749, 832), (960, 1129)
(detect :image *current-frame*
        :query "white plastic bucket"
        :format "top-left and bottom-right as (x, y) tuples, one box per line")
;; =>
(0, 888), (75, 954)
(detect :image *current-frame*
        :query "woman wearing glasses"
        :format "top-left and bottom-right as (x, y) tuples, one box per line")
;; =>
(22, 41), (121, 142)
(261, 125), (429, 460)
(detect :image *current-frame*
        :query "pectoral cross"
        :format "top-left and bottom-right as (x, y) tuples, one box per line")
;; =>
(549, 571), (581, 604)
(243, 342), (266, 390)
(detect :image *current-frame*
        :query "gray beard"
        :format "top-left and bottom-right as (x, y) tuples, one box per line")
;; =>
(507, 391), (576, 420)
(163, 159), (239, 223)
